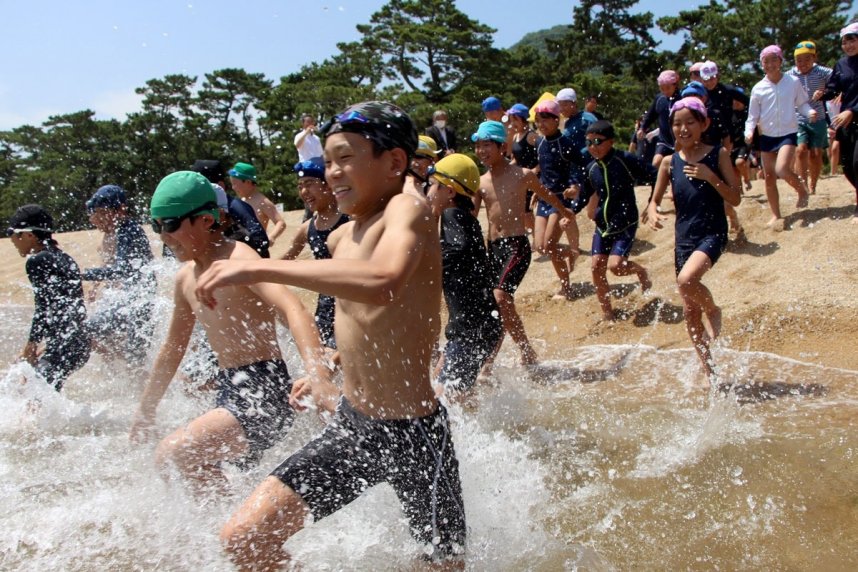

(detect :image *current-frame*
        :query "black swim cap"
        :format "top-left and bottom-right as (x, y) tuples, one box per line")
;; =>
(322, 101), (418, 159)
(7, 204), (54, 237)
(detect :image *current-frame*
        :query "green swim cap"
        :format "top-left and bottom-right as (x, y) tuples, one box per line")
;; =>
(151, 171), (220, 221)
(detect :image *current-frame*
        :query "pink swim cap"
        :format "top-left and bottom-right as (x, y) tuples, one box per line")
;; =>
(657, 70), (679, 86)
(841, 22), (858, 37)
(760, 45), (783, 63)
(670, 97), (708, 118)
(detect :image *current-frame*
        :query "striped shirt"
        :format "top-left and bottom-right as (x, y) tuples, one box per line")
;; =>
(789, 64), (833, 123)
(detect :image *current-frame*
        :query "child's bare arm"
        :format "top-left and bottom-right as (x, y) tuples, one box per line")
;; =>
(280, 220), (310, 260)
(525, 171), (576, 220)
(130, 271), (196, 442)
(195, 194), (432, 307)
(261, 199), (287, 243)
(645, 156), (672, 230)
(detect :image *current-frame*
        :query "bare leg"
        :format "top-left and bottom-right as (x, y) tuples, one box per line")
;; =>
(533, 214), (548, 258)
(774, 145), (808, 208)
(607, 254), (650, 291)
(795, 143), (810, 192)
(760, 151), (782, 226)
(591, 255), (613, 320)
(154, 407), (249, 495)
(809, 147), (823, 194)
(221, 476), (310, 571)
(735, 157), (752, 190)
(562, 213), (580, 274)
(544, 214), (570, 296)
(494, 289), (537, 365)
(676, 251), (718, 380)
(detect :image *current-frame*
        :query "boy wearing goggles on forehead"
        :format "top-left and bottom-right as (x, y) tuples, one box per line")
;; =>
(196, 101), (467, 568)
(130, 171), (332, 495)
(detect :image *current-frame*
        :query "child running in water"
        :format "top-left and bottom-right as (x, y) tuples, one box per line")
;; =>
(471, 120), (575, 367)
(129, 172), (331, 494)
(195, 101), (467, 568)
(646, 98), (741, 381)
(569, 120), (655, 321)
(8, 205), (90, 391)
(425, 153), (503, 395)
(744, 45), (817, 230)
(281, 158), (349, 352)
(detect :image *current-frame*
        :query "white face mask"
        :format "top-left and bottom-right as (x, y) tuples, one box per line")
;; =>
(434, 120), (447, 130)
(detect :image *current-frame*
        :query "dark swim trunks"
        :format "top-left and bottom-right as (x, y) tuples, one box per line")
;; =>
(674, 234), (728, 275)
(489, 235), (532, 295)
(271, 398), (466, 560)
(37, 337), (91, 391)
(215, 359), (293, 459)
(591, 226), (637, 258)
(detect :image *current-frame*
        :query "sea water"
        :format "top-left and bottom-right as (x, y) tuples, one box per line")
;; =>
(2, 262), (857, 570)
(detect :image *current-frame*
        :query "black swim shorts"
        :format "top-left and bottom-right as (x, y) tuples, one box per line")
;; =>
(489, 235), (532, 295)
(216, 359), (294, 458)
(271, 398), (467, 560)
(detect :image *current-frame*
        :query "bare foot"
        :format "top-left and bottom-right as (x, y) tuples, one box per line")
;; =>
(796, 192), (809, 209)
(731, 227), (747, 244)
(767, 217), (784, 232)
(601, 309), (616, 322)
(639, 269), (652, 292)
(520, 346), (538, 366)
(744, 180), (752, 191)
(704, 306), (722, 340)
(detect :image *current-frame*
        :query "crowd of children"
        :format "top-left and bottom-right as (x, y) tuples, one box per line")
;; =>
(7, 23), (858, 569)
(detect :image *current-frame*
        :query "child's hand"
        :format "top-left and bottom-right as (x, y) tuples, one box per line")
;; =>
(129, 410), (156, 444)
(683, 162), (716, 184)
(811, 88), (824, 102)
(563, 185), (580, 200)
(808, 109), (819, 123)
(195, 260), (253, 309)
(645, 203), (666, 231)
(832, 110), (854, 130)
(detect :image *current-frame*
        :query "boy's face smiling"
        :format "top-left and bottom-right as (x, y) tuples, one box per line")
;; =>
(324, 132), (404, 219)
(474, 139), (502, 167)
(297, 177), (332, 213)
(586, 135), (613, 160)
(794, 53), (816, 74)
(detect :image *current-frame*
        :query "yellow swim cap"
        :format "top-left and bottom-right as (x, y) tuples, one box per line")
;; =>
(431, 154), (480, 197)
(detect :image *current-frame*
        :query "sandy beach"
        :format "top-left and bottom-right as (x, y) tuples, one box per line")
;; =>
(2, 173), (855, 375)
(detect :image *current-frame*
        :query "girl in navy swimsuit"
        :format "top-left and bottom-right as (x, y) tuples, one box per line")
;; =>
(645, 97), (742, 382)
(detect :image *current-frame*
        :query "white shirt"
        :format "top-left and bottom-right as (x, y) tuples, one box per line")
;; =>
(744, 73), (813, 139)
(294, 130), (323, 161)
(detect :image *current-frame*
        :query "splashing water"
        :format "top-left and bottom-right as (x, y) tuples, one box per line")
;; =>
(2, 260), (858, 570)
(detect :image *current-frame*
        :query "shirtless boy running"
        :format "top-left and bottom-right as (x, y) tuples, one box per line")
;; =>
(196, 101), (467, 569)
(129, 171), (331, 494)
(228, 162), (287, 246)
(471, 120), (574, 366)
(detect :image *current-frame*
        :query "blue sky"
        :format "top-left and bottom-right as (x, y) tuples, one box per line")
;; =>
(0, 0), (705, 130)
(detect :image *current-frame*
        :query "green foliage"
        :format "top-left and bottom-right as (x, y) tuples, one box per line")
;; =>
(2, 0), (854, 230)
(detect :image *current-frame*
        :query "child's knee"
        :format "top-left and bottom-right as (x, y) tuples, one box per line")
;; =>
(607, 259), (626, 275)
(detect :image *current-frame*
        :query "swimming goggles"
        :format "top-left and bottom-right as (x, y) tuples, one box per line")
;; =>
(151, 202), (217, 234)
